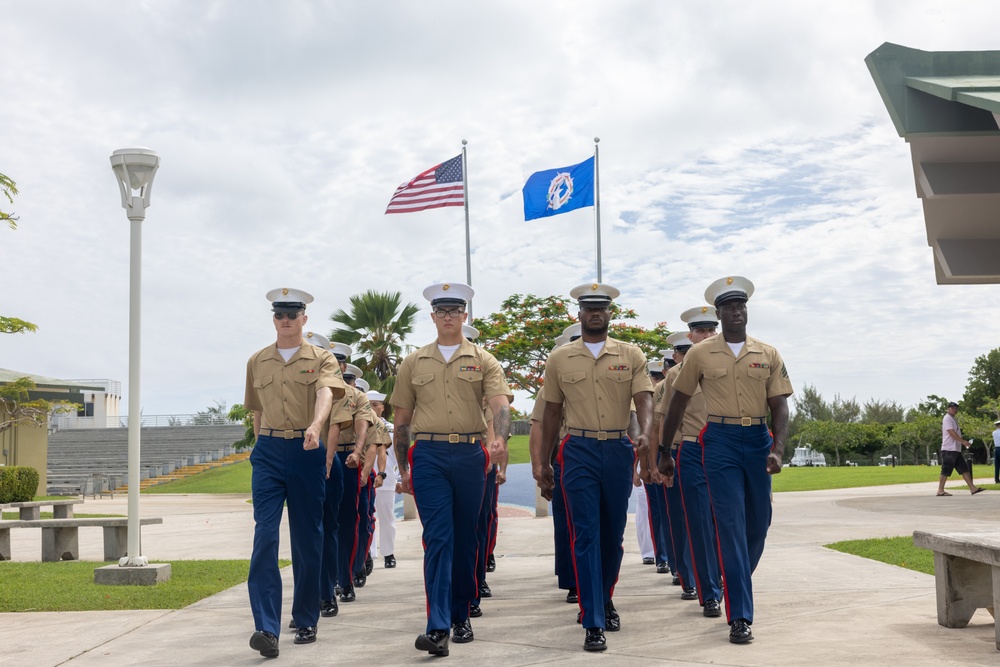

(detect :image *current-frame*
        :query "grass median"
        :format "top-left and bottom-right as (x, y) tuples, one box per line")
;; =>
(0, 559), (290, 612)
(826, 536), (934, 576)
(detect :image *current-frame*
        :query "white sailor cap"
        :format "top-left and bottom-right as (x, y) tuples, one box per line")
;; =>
(463, 324), (480, 340)
(562, 322), (582, 340)
(367, 390), (387, 402)
(665, 331), (692, 351)
(423, 282), (474, 307)
(355, 378), (369, 393)
(343, 363), (363, 380)
(266, 287), (313, 312)
(680, 305), (719, 329)
(570, 282), (620, 307)
(705, 276), (754, 307)
(304, 331), (330, 349)
(330, 342), (353, 360)
(648, 360), (664, 374)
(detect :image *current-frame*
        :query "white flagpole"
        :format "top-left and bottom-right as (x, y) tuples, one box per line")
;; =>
(461, 139), (473, 319)
(594, 137), (602, 282)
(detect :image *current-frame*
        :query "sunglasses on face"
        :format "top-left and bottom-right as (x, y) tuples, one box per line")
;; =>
(273, 311), (302, 320)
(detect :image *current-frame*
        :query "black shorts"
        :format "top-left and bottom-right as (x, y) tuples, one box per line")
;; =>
(940, 450), (968, 476)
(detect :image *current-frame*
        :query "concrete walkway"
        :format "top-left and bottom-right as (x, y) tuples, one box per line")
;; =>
(2, 481), (998, 666)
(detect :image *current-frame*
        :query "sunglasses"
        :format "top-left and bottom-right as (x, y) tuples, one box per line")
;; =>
(273, 311), (302, 320)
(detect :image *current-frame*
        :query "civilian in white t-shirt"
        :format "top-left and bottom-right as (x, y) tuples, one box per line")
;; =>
(936, 402), (983, 496)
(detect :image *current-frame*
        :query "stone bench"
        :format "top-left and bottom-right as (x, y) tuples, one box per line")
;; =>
(913, 530), (1000, 651)
(0, 517), (163, 562)
(6, 499), (83, 520)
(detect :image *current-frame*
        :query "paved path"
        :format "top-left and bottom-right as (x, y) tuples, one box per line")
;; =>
(2, 480), (998, 666)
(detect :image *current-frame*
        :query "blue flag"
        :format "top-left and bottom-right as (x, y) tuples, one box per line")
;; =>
(522, 156), (595, 221)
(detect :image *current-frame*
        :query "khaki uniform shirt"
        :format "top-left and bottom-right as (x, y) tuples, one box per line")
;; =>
(391, 338), (509, 437)
(540, 337), (653, 432)
(244, 343), (346, 431)
(329, 385), (374, 444)
(656, 363), (708, 442)
(672, 334), (793, 418)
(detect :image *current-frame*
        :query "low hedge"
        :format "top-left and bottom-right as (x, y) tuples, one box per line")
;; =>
(0, 466), (40, 502)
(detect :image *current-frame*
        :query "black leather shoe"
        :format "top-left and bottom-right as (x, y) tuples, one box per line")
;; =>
(469, 603), (482, 618)
(681, 587), (698, 600)
(566, 588), (578, 604)
(293, 626), (317, 644)
(478, 581), (492, 598)
(250, 630), (279, 658)
(353, 571), (367, 588)
(583, 627), (607, 652)
(486, 553), (496, 572)
(703, 599), (722, 617)
(365, 555), (374, 576)
(339, 585), (356, 603)
(321, 598), (338, 617)
(672, 574), (681, 585)
(656, 562), (669, 574)
(415, 629), (450, 656)
(577, 610), (583, 624)
(384, 554), (396, 568)
(335, 584), (342, 596)
(642, 557), (655, 565)
(604, 601), (621, 631)
(729, 618), (753, 644)
(288, 619), (297, 629)
(452, 618), (474, 643)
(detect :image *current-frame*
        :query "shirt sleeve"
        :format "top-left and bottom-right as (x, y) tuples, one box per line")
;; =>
(629, 346), (654, 396)
(765, 348), (794, 398)
(654, 378), (671, 417)
(244, 356), (262, 412)
(317, 351), (347, 400)
(539, 351), (564, 404)
(356, 394), (376, 425)
(481, 351), (510, 401)
(328, 394), (354, 427)
(672, 349), (703, 396)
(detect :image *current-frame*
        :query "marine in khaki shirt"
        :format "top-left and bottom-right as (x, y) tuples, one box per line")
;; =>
(327, 385), (375, 470)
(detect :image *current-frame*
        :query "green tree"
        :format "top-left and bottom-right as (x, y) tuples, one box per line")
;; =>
(830, 394), (860, 423)
(1, 172), (17, 230)
(329, 290), (419, 382)
(914, 394), (950, 416)
(861, 399), (905, 424)
(0, 377), (77, 434)
(228, 403), (255, 450)
(472, 294), (672, 398)
(0, 173), (35, 335)
(962, 348), (1000, 415)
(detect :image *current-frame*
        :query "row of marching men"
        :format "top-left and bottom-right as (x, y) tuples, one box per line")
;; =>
(529, 277), (793, 652)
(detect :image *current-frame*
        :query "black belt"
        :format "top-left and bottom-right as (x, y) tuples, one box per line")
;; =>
(707, 416), (766, 426)
(414, 432), (481, 444)
(260, 428), (306, 439)
(566, 428), (627, 440)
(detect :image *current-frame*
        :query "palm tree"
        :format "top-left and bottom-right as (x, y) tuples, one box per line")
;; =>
(329, 290), (420, 381)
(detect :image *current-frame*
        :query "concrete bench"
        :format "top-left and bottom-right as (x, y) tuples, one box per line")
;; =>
(7, 499), (83, 520)
(0, 517), (163, 562)
(913, 530), (1000, 651)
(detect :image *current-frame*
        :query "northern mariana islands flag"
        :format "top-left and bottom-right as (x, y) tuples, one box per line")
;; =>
(522, 156), (595, 221)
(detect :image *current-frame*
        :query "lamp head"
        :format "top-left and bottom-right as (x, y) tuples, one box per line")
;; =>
(110, 148), (160, 221)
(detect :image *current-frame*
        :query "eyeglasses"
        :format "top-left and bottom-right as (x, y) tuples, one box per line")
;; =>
(433, 309), (465, 319)
(273, 311), (302, 320)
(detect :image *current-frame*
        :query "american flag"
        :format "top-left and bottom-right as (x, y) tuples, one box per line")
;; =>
(385, 155), (465, 214)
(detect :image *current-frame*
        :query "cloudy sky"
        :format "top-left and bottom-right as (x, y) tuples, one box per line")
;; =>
(2, 1), (1000, 417)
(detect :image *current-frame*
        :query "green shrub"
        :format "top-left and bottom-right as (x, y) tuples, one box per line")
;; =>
(0, 466), (40, 502)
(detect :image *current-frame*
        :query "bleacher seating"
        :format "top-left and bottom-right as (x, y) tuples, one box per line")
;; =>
(46, 425), (248, 495)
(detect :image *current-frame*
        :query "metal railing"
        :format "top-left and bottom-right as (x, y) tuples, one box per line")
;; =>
(51, 414), (242, 430)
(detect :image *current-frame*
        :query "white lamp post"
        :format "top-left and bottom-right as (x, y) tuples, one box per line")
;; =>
(110, 148), (160, 567)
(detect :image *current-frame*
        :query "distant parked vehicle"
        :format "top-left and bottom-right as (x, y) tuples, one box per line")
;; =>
(788, 445), (827, 467)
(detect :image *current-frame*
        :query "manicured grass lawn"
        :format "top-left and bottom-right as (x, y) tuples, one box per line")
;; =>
(772, 465), (947, 493)
(826, 536), (934, 576)
(144, 461), (252, 494)
(507, 435), (529, 465)
(0, 559), (289, 612)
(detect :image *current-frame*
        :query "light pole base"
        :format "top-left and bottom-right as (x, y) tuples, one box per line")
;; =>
(119, 555), (149, 566)
(95, 562), (171, 586)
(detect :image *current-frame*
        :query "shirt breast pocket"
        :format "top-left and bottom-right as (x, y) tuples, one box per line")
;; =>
(456, 370), (483, 400)
(703, 368), (728, 380)
(254, 374), (277, 413)
(411, 373), (436, 401)
(747, 367), (769, 381)
(558, 371), (588, 401)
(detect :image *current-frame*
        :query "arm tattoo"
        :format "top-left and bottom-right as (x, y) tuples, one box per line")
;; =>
(493, 405), (512, 441)
(394, 424), (411, 473)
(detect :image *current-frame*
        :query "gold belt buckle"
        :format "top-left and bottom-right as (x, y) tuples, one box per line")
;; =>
(741, 417), (752, 427)
(448, 434), (460, 443)
(284, 429), (295, 439)
(597, 431), (608, 441)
